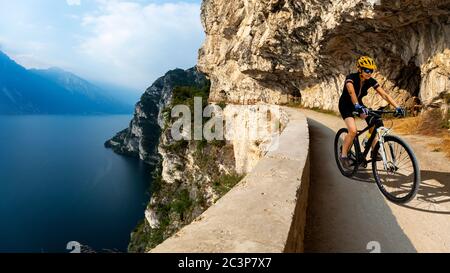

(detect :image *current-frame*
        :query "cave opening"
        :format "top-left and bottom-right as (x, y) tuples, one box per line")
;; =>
(395, 60), (421, 98)
(290, 88), (301, 103)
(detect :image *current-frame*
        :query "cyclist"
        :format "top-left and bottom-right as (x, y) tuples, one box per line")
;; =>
(339, 56), (405, 168)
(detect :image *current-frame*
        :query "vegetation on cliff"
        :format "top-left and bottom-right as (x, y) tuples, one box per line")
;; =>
(128, 78), (243, 253)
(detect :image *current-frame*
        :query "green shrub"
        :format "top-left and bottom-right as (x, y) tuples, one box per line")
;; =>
(163, 140), (189, 153)
(217, 101), (227, 110)
(171, 82), (211, 113)
(213, 173), (245, 197)
(170, 189), (193, 216)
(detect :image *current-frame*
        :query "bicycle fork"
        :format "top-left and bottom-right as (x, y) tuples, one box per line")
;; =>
(376, 127), (391, 171)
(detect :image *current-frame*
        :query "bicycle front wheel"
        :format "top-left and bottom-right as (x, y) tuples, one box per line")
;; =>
(372, 135), (420, 203)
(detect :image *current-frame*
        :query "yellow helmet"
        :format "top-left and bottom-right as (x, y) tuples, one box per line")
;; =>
(357, 56), (377, 70)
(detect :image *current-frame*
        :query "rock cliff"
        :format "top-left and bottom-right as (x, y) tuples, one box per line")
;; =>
(198, 0), (449, 112)
(127, 81), (237, 252)
(105, 67), (208, 164)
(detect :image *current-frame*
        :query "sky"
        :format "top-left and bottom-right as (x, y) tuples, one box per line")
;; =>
(0, 0), (204, 92)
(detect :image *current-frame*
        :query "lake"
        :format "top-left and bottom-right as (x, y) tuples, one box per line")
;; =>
(0, 115), (153, 253)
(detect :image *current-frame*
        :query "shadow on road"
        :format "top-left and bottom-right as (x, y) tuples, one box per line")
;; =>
(304, 118), (416, 253)
(319, 114), (450, 214)
(351, 169), (376, 184)
(399, 170), (450, 214)
(345, 155), (450, 214)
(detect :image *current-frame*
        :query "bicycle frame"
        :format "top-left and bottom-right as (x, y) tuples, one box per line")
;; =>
(336, 109), (419, 203)
(353, 124), (377, 166)
(352, 110), (395, 168)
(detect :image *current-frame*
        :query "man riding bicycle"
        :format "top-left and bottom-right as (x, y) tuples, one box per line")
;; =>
(339, 56), (406, 168)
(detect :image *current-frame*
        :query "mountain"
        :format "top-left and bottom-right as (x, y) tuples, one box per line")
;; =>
(30, 67), (133, 113)
(0, 50), (132, 114)
(30, 67), (104, 99)
(91, 81), (143, 106)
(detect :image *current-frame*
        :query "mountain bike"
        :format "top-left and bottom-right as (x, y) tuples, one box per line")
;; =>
(334, 109), (420, 203)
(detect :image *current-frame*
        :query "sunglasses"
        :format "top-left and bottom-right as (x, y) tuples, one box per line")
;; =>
(362, 68), (374, 74)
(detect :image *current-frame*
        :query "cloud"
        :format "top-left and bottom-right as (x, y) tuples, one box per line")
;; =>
(67, 0), (81, 6)
(77, 1), (204, 90)
(10, 53), (53, 69)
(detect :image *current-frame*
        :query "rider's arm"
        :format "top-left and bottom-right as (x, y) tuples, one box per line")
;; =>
(345, 82), (359, 106)
(375, 86), (399, 108)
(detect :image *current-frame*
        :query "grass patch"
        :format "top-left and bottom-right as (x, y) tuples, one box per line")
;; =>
(150, 159), (163, 194)
(171, 83), (210, 113)
(216, 101), (227, 110)
(170, 189), (193, 217)
(295, 105), (340, 117)
(162, 140), (189, 153)
(443, 137), (450, 158)
(429, 135), (450, 158)
(213, 174), (245, 197)
(286, 101), (302, 108)
(128, 220), (148, 252)
(392, 108), (447, 135)
(310, 107), (338, 116)
(128, 218), (171, 252)
(129, 187), (194, 252)
(392, 108), (450, 159)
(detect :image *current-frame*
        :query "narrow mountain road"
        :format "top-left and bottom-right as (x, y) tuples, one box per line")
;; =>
(301, 108), (450, 253)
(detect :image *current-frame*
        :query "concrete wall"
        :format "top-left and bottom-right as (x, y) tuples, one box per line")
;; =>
(151, 107), (310, 253)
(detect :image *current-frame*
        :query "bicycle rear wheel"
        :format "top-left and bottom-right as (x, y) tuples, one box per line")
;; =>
(372, 135), (420, 203)
(334, 128), (359, 177)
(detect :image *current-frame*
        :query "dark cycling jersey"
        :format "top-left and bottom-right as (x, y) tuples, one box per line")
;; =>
(341, 72), (379, 106)
(339, 72), (380, 120)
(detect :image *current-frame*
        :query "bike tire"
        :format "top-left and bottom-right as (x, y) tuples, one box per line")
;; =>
(334, 128), (359, 177)
(372, 135), (420, 203)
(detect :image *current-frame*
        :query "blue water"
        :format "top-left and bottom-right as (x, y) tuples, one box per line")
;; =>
(0, 115), (153, 253)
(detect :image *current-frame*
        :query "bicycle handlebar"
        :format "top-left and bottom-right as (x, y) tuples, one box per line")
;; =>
(352, 109), (396, 117)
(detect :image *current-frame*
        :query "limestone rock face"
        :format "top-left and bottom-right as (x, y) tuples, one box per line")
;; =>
(105, 67), (208, 164)
(223, 104), (289, 173)
(198, 0), (450, 111)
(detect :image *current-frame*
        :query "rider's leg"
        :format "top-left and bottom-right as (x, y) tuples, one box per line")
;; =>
(342, 117), (357, 157)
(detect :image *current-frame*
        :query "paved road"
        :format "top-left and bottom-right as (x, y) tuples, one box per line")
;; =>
(302, 109), (450, 253)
